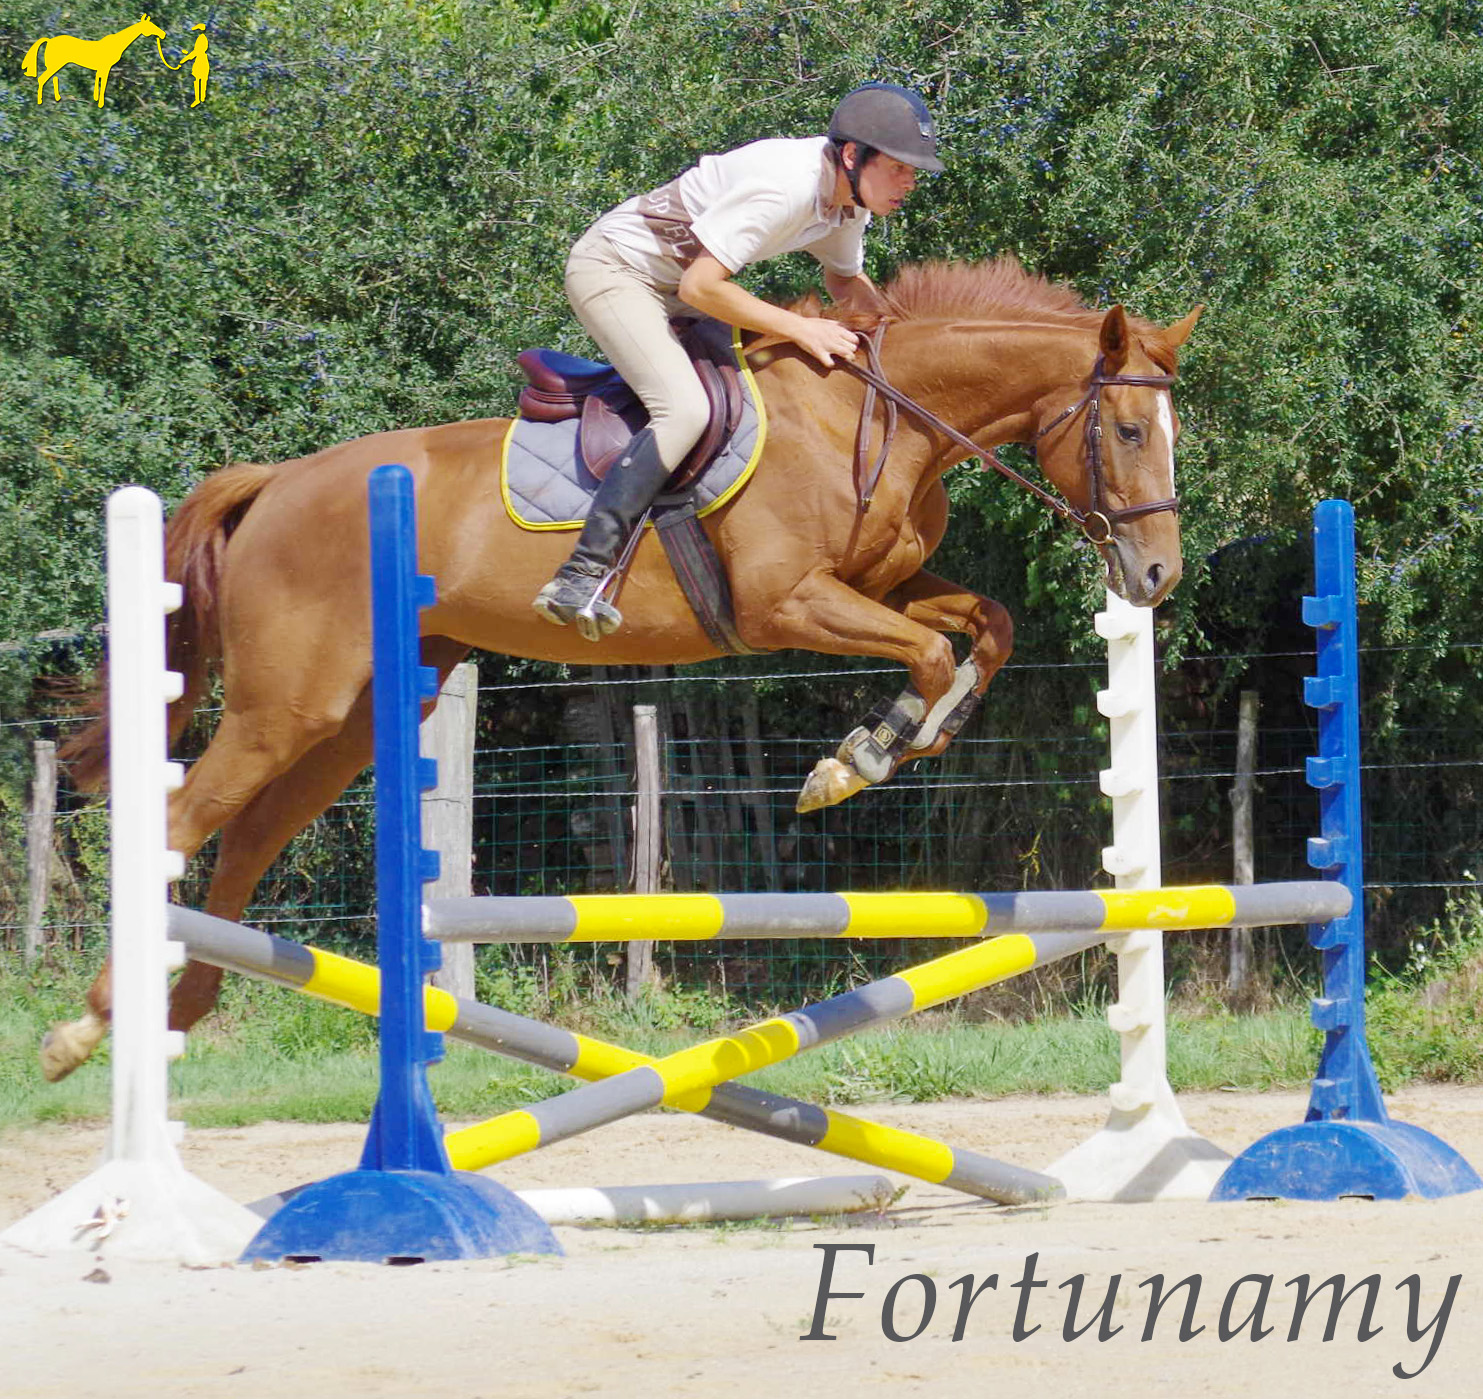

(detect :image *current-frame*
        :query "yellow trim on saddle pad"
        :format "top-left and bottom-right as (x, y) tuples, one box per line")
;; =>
(499, 325), (768, 532)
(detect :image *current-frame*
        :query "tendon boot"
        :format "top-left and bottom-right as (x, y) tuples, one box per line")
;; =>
(532, 427), (673, 641)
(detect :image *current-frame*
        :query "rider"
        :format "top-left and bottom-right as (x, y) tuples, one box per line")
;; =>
(532, 82), (944, 639)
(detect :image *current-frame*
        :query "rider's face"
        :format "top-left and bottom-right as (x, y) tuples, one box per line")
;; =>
(853, 152), (919, 217)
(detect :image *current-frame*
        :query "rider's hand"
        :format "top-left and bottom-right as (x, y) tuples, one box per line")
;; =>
(788, 316), (861, 368)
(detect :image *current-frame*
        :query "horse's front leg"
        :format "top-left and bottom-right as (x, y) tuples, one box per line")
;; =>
(793, 571), (1012, 811)
(736, 569), (961, 811)
(885, 569), (1014, 762)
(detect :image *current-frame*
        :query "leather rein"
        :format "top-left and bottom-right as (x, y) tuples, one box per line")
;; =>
(839, 331), (1179, 545)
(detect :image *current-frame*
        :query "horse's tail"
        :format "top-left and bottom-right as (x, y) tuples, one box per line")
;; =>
(22, 38), (46, 76)
(60, 461), (280, 792)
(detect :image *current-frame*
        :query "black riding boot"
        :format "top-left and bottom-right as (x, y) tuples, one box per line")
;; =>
(532, 427), (672, 641)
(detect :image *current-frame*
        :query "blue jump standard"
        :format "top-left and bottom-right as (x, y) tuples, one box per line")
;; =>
(240, 466), (560, 1262)
(1211, 500), (1480, 1202)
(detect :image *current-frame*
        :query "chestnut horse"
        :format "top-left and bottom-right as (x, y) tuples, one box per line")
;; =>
(41, 258), (1199, 1080)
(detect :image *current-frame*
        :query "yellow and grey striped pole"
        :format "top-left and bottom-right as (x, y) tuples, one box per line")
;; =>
(444, 925), (1114, 1171)
(424, 882), (1349, 944)
(171, 908), (1062, 1204)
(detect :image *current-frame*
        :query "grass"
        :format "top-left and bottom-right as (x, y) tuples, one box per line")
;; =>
(3, 922), (1480, 1136)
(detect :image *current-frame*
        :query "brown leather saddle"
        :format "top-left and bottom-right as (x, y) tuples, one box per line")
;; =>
(516, 319), (744, 488)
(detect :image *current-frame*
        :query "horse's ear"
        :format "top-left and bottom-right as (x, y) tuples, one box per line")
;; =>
(1099, 304), (1131, 373)
(1162, 305), (1203, 349)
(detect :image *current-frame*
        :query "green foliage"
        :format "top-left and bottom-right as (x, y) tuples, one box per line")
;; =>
(3, 1), (1481, 983)
(4, 0), (1480, 662)
(1368, 889), (1483, 1086)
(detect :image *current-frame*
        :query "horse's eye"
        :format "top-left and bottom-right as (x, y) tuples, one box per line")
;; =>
(1116, 422), (1143, 445)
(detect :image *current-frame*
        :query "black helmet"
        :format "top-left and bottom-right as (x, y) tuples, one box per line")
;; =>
(828, 83), (943, 172)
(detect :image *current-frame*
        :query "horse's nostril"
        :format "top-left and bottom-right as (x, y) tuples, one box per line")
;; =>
(1146, 562), (1165, 593)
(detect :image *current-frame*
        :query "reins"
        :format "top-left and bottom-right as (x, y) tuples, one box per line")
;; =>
(837, 332), (1179, 544)
(852, 323), (897, 509)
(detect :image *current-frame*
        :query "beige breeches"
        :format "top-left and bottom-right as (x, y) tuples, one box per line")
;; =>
(564, 228), (711, 471)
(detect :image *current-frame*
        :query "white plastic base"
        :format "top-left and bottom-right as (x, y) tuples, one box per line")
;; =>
(0, 1156), (262, 1265)
(1045, 1092), (1231, 1202)
(516, 1174), (896, 1225)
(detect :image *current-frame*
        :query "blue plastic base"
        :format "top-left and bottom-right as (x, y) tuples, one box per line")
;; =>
(1211, 1119), (1483, 1202)
(239, 1169), (563, 1263)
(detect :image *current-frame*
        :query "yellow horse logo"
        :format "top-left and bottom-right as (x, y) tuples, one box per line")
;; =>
(159, 25), (211, 108)
(21, 14), (166, 107)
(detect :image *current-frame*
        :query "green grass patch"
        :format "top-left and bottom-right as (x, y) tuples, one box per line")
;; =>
(1367, 892), (1483, 1089)
(3, 932), (1479, 1136)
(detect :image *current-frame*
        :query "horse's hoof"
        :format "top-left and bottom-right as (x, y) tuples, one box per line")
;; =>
(796, 757), (870, 813)
(39, 1014), (106, 1083)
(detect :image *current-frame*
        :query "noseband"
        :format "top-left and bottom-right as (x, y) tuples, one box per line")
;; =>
(838, 338), (1179, 544)
(1030, 353), (1180, 545)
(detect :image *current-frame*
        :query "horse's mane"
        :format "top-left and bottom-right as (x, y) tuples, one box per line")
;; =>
(792, 256), (1165, 344)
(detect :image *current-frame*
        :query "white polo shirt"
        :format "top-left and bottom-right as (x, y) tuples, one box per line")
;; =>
(594, 136), (870, 290)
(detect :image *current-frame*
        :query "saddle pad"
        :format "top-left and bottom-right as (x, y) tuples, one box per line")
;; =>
(500, 326), (766, 531)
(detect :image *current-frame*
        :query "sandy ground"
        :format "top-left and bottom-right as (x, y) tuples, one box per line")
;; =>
(3, 1088), (1482, 1399)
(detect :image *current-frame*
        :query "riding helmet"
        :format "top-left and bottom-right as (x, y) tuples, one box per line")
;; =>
(828, 83), (944, 172)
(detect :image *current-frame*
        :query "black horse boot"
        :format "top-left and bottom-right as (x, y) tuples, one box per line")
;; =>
(532, 427), (672, 641)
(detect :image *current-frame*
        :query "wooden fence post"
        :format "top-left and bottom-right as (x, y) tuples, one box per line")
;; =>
(1227, 689), (1259, 995)
(627, 704), (661, 998)
(25, 739), (58, 963)
(423, 662), (478, 1001)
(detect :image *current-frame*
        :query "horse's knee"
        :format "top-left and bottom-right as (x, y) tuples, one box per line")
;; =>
(915, 632), (958, 703)
(977, 600), (1014, 668)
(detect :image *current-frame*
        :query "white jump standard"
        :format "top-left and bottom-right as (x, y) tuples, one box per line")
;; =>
(1, 489), (260, 1264)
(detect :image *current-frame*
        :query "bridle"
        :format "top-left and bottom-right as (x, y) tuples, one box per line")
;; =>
(1028, 352), (1180, 543)
(839, 334), (1180, 545)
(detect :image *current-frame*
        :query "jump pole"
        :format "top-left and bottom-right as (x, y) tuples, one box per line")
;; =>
(1, 488), (260, 1265)
(1211, 500), (1480, 1200)
(514, 1175), (895, 1225)
(422, 883), (1347, 943)
(172, 905), (1067, 1206)
(239, 464), (561, 1263)
(436, 927), (1159, 1171)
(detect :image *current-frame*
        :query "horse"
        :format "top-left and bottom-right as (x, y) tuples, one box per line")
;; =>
(21, 14), (165, 107)
(40, 256), (1200, 1081)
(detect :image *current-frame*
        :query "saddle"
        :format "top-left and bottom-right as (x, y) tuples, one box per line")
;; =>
(516, 319), (745, 488)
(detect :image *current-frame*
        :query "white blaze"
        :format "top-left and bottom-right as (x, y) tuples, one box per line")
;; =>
(1155, 392), (1176, 490)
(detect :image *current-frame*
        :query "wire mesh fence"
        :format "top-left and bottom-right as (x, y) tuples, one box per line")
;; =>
(3, 645), (1480, 1008)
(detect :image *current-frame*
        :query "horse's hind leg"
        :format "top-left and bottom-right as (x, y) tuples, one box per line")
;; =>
(168, 636), (470, 1032)
(42, 659), (375, 1081)
(43, 632), (469, 1081)
(39, 702), (340, 1081)
(166, 683), (382, 1032)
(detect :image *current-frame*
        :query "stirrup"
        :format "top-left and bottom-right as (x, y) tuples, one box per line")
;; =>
(574, 589), (622, 641)
(532, 572), (622, 639)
